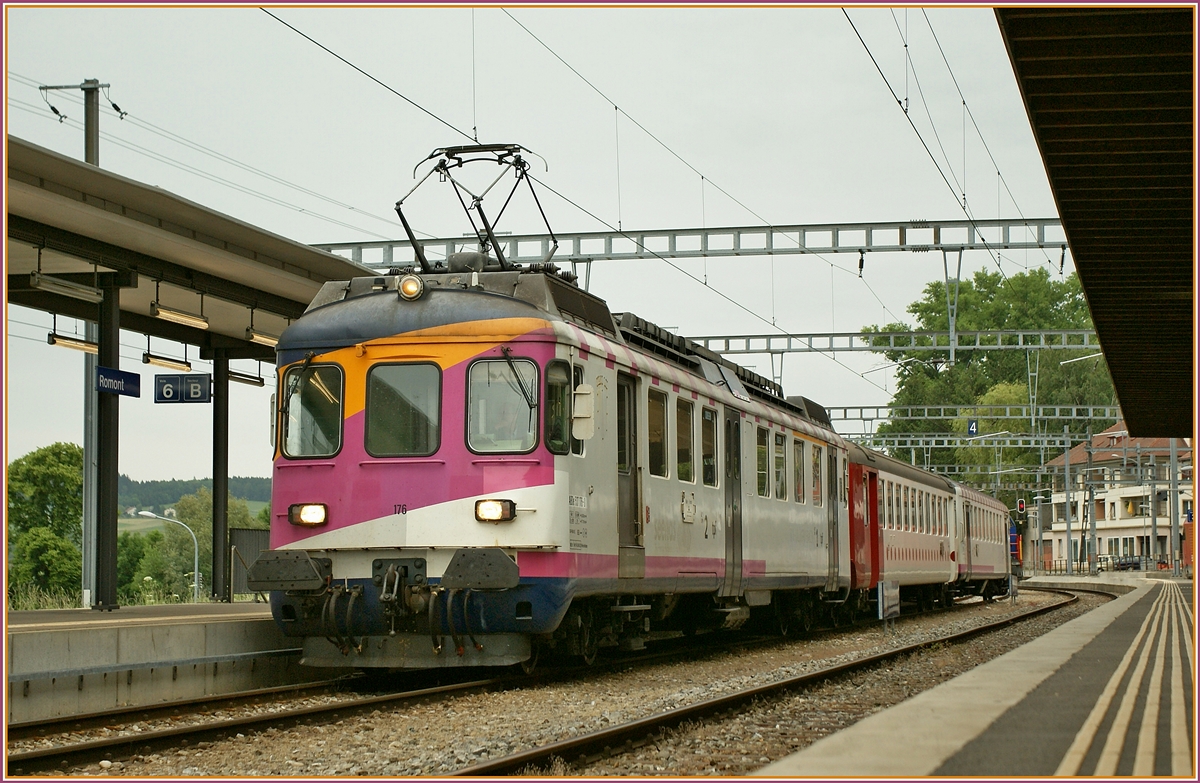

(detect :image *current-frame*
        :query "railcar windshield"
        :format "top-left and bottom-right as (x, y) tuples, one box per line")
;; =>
(365, 363), (441, 456)
(281, 364), (343, 458)
(468, 358), (538, 453)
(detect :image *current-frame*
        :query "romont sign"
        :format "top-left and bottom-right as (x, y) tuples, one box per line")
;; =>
(96, 366), (141, 398)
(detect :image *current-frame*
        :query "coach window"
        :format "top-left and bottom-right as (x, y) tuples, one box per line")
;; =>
(842, 456), (849, 507)
(903, 486), (910, 531)
(887, 482), (894, 529)
(793, 439), (805, 504)
(812, 445), (823, 507)
(648, 388), (669, 477)
(677, 398), (695, 482)
(364, 363), (440, 457)
(918, 490), (925, 533)
(545, 361), (571, 455)
(774, 433), (787, 499)
(467, 358), (538, 454)
(756, 428), (770, 497)
(701, 407), (718, 486)
(571, 366), (585, 455)
(282, 364), (343, 458)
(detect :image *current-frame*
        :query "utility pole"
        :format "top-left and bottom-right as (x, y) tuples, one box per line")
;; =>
(1063, 425), (1072, 575)
(42, 79), (107, 607)
(1149, 454), (1157, 569)
(40, 78), (114, 609)
(1085, 426), (1096, 575)
(1170, 438), (1181, 575)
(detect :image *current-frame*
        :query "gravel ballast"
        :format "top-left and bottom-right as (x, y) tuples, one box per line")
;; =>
(24, 590), (1099, 777)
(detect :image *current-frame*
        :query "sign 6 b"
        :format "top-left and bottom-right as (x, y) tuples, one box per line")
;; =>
(155, 374), (212, 403)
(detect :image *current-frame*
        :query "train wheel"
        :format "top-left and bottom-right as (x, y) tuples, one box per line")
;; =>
(798, 597), (815, 634)
(578, 609), (599, 666)
(519, 642), (540, 675)
(773, 598), (791, 637)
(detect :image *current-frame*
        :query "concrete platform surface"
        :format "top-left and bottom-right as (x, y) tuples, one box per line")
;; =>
(757, 576), (1194, 777)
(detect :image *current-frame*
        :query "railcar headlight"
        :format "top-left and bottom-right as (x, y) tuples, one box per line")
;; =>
(289, 503), (329, 526)
(475, 499), (517, 523)
(398, 274), (425, 301)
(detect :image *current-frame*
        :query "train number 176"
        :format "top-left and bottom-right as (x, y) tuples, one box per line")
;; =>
(393, 504), (407, 515)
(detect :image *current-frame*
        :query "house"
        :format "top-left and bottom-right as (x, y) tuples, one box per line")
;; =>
(1032, 422), (1192, 570)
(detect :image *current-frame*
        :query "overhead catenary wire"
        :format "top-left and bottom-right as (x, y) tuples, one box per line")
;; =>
(260, 8), (475, 144)
(529, 173), (890, 394)
(8, 97), (397, 241)
(919, 9), (1057, 271)
(499, 8), (903, 324)
(844, 8), (1019, 296)
(11, 72), (444, 242)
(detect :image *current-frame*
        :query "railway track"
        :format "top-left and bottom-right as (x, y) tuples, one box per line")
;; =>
(7, 590), (1076, 776)
(452, 589), (1081, 776)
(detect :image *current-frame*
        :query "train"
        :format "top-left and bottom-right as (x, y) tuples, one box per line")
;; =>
(248, 144), (1011, 670)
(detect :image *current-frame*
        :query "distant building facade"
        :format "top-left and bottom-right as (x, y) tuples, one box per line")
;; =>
(1030, 423), (1192, 571)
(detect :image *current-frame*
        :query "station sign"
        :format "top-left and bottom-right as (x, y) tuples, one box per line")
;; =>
(154, 373), (212, 404)
(96, 366), (141, 398)
(967, 419), (979, 437)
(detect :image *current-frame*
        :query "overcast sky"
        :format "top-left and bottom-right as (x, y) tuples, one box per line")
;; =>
(5, 4), (1072, 481)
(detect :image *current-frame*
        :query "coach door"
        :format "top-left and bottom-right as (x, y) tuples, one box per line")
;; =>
(825, 449), (840, 592)
(720, 408), (744, 597)
(963, 502), (974, 577)
(616, 374), (644, 579)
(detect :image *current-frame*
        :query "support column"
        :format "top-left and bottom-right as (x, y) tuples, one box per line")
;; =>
(212, 353), (230, 601)
(93, 278), (120, 609)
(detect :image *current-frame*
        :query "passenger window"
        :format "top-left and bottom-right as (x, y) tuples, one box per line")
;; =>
(774, 433), (787, 499)
(364, 363), (440, 457)
(676, 398), (694, 483)
(545, 361), (571, 455)
(842, 456), (848, 507)
(571, 366), (585, 455)
(468, 359), (538, 454)
(903, 485), (910, 530)
(793, 439), (805, 504)
(282, 364), (343, 458)
(648, 388), (668, 477)
(812, 445), (823, 507)
(701, 408), (718, 487)
(756, 428), (770, 497)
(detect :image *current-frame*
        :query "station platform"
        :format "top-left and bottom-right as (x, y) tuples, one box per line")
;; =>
(6, 602), (344, 725)
(758, 574), (1195, 777)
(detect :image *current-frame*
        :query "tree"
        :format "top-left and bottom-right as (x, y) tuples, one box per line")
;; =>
(9, 527), (82, 594)
(151, 487), (256, 597)
(863, 269), (1117, 455)
(255, 504), (271, 528)
(7, 442), (84, 546)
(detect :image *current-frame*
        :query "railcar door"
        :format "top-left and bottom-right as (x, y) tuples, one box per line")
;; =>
(825, 449), (840, 591)
(616, 374), (644, 578)
(720, 408), (743, 597)
(963, 501), (974, 578)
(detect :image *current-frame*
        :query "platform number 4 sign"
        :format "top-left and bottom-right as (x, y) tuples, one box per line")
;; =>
(967, 419), (979, 437)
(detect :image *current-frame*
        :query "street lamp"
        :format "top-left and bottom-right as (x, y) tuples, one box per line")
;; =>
(138, 511), (200, 602)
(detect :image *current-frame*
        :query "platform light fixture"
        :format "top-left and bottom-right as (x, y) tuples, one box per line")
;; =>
(143, 352), (192, 372)
(150, 301), (209, 330)
(142, 336), (191, 372)
(30, 271), (105, 303)
(245, 328), (279, 347)
(228, 369), (266, 387)
(47, 332), (99, 354)
(245, 308), (279, 347)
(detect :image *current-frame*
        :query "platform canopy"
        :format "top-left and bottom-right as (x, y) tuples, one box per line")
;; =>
(996, 8), (1194, 437)
(6, 135), (370, 358)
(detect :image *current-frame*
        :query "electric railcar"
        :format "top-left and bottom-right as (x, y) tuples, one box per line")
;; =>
(247, 144), (1010, 669)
